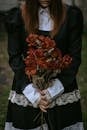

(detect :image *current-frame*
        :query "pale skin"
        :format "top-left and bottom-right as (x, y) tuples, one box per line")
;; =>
(39, 90), (50, 112)
(38, 0), (50, 8)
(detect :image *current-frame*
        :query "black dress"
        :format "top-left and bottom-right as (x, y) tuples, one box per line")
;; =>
(5, 4), (84, 130)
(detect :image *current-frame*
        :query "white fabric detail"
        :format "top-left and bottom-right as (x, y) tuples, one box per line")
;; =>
(23, 83), (41, 107)
(38, 7), (54, 31)
(8, 90), (32, 107)
(5, 122), (12, 130)
(5, 122), (84, 130)
(8, 89), (81, 108)
(5, 122), (48, 130)
(62, 122), (84, 130)
(47, 79), (64, 101)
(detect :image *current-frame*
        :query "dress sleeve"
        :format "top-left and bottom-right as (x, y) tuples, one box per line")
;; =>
(6, 8), (30, 91)
(58, 6), (83, 90)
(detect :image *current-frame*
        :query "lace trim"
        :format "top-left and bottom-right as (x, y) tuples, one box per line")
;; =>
(62, 122), (84, 130)
(8, 89), (81, 108)
(5, 122), (84, 130)
(5, 123), (48, 130)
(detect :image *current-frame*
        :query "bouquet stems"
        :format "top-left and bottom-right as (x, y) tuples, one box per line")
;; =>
(40, 112), (44, 130)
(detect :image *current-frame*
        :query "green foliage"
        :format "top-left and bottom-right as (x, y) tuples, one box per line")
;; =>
(0, 86), (10, 130)
(77, 33), (87, 129)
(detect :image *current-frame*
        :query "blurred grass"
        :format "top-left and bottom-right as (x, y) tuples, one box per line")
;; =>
(0, 86), (10, 130)
(0, 32), (87, 130)
(77, 33), (87, 129)
(0, 31), (12, 130)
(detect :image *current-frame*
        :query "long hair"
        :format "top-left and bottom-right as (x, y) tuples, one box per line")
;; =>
(21, 0), (66, 38)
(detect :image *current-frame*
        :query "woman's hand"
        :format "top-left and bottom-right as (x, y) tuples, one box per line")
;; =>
(39, 90), (50, 112)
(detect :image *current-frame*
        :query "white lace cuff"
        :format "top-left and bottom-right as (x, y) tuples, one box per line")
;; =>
(23, 83), (41, 107)
(47, 79), (64, 101)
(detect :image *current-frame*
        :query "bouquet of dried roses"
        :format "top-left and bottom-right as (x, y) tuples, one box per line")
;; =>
(24, 34), (72, 129)
(24, 34), (72, 89)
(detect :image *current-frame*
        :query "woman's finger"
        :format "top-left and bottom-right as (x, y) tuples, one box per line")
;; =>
(39, 104), (49, 109)
(40, 89), (47, 95)
(39, 99), (49, 106)
(40, 107), (47, 112)
(39, 105), (48, 112)
(41, 95), (47, 100)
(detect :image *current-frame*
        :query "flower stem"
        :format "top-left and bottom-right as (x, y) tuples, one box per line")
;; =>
(40, 112), (44, 130)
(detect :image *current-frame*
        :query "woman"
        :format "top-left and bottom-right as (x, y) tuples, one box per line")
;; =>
(5, 0), (84, 130)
